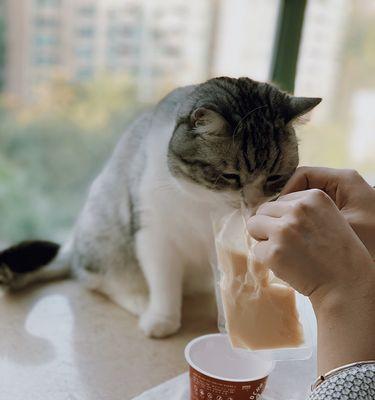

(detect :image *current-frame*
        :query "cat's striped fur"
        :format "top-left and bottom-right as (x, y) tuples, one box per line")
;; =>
(0, 77), (321, 337)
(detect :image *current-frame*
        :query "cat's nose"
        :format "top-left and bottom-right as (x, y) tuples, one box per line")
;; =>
(241, 184), (268, 211)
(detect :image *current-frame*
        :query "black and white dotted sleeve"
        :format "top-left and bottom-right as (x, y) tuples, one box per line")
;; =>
(308, 363), (375, 400)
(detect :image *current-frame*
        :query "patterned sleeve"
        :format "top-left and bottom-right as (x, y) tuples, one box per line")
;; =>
(308, 363), (375, 400)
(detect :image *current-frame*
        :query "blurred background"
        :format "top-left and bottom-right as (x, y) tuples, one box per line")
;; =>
(0, 0), (374, 244)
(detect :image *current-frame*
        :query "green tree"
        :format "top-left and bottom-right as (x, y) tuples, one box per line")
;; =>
(0, 75), (144, 243)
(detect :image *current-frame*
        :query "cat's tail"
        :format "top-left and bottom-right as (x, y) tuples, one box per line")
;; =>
(0, 239), (72, 290)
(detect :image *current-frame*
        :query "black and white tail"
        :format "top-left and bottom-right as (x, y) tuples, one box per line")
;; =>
(0, 240), (71, 290)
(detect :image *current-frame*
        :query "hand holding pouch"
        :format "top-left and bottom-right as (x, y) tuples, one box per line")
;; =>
(213, 210), (312, 361)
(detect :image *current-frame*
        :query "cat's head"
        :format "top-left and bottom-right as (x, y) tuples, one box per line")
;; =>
(167, 77), (321, 207)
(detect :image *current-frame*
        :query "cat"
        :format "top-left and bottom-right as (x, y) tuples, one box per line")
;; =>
(0, 77), (321, 338)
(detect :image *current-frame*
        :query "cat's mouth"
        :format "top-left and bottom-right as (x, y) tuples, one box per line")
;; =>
(240, 189), (278, 213)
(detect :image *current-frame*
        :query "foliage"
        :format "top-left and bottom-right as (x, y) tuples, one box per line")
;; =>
(0, 75), (143, 243)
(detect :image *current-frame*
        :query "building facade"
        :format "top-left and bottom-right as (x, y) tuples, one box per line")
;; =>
(4, 0), (214, 101)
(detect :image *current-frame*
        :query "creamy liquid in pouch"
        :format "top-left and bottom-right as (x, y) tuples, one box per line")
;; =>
(215, 211), (304, 351)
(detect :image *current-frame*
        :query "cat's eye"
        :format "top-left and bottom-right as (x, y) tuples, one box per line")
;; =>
(222, 173), (239, 181)
(267, 174), (283, 182)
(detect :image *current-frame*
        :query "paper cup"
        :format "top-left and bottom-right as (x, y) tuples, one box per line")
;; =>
(185, 334), (274, 400)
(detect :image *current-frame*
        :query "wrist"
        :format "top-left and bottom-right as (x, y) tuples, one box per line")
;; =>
(310, 267), (375, 320)
(311, 270), (375, 375)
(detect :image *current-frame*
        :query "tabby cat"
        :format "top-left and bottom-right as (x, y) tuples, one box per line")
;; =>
(0, 77), (321, 337)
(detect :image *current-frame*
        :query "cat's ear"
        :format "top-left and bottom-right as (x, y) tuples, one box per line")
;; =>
(283, 96), (322, 124)
(191, 107), (229, 136)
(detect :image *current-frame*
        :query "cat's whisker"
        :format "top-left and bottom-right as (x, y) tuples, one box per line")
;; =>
(232, 104), (268, 140)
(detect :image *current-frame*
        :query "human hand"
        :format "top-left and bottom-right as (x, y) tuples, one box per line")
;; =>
(247, 189), (374, 307)
(280, 167), (375, 259)
(247, 183), (375, 374)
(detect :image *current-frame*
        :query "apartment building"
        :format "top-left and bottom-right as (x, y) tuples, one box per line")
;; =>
(4, 0), (214, 101)
(4, 0), (352, 109)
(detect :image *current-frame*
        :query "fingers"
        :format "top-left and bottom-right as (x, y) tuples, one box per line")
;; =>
(256, 189), (324, 216)
(280, 166), (335, 195)
(247, 215), (279, 241)
(281, 166), (367, 207)
(256, 199), (294, 218)
(249, 189), (335, 243)
(280, 167), (310, 195)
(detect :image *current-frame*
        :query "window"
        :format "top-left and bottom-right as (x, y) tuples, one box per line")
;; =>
(108, 25), (137, 37)
(76, 26), (96, 38)
(77, 5), (97, 17)
(36, 0), (61, 7)
(75, 67), (94, 80)
(33, 54), (59, 65)
(34, 16), (59, 28)
(75, 46), (94, 59)
(34, 34), (59, 46)
(295, 0), (375, 181)
(1, 0), (374, 244)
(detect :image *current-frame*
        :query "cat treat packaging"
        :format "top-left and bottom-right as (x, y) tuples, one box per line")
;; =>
(213, 210), (313, 361)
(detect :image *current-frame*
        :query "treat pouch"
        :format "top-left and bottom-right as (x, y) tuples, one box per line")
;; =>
(213, 210), (313, 361)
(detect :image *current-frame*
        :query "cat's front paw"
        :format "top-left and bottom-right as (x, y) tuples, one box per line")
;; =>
(139, 310), (181, 338)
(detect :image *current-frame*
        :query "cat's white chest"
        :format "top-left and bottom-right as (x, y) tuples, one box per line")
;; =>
(162, 198), (215, 293)
(150, 178), (237, 294)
